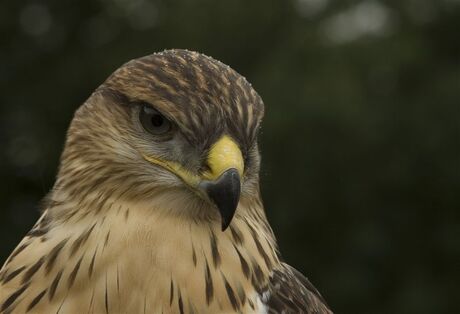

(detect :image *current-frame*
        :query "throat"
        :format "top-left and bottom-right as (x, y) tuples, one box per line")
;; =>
(34, 195), (279, 313)
(94, 199), (279, 313)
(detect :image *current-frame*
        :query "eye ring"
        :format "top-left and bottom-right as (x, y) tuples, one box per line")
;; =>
(139, 104), (172, 135)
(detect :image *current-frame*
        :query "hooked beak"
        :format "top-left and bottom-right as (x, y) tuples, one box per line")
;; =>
(142, 135), (244, 231)
(198, 135), (244, 230)
(199, 168), (241, 231)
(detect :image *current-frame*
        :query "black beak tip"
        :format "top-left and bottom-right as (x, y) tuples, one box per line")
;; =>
(200, 168), (241, 231)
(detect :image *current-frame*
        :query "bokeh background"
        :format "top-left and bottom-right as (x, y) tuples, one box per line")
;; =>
(1, 0), (459, 313)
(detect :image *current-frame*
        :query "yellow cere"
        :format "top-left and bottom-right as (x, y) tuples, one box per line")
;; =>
(203, 135), (244, 180)
(142, 135), (244, 185)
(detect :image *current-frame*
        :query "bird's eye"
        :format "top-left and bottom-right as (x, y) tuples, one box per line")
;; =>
(139, 105), (172, 135)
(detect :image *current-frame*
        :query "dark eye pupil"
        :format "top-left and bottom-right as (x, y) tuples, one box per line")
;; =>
(139, 104), (172, 135)
(151, 114), (164, 127)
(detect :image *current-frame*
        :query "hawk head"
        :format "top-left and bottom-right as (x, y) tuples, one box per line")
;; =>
(57, 49), (265, 230)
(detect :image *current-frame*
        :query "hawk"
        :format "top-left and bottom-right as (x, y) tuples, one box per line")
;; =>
(0, 50), (332, 313)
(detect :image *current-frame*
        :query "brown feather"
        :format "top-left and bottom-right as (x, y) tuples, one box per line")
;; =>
(0, 50), (331, 313)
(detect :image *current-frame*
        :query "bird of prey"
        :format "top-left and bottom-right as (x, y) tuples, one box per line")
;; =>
(0, 50), (332, 313)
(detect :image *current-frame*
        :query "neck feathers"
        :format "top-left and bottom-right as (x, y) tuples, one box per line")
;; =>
(1, 192), (279, 313)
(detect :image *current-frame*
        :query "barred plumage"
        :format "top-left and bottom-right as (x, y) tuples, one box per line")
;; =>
(0, 50), (331, 313)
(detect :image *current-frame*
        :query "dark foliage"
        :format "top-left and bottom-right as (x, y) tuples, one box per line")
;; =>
(1, 0), (459, 313)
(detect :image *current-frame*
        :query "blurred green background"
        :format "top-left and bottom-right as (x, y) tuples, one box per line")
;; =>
(1, 0), (459, 313)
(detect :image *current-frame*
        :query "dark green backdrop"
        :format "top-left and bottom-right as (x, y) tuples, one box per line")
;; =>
(1, 0), (459, 313)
